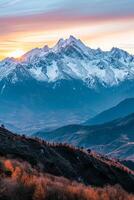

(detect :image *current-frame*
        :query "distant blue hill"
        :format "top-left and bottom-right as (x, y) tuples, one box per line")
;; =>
(85, 98), (134, 125)
(33, 112), (134, 160)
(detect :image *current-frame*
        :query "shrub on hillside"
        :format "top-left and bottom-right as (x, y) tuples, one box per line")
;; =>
(0, 158), (133, 200)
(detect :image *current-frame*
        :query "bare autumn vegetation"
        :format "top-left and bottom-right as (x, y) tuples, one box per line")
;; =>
(0, 126), (134, 194)
(0, 158), (133, 200)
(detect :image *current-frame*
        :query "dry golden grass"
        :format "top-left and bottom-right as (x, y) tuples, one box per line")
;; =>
(0, 158), (133, 200)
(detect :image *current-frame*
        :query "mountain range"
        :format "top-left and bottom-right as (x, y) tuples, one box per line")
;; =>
(34, 112), (134, 161)
(1, 36), (134, 86)
(0, 36), (134, 133)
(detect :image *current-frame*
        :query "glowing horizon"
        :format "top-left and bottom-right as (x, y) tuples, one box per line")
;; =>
(0, 0), (134, 60)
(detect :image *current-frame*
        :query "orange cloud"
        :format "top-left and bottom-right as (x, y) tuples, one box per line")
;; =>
(0, 12), (134, 59)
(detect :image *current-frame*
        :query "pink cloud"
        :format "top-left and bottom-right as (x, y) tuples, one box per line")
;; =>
(0, 11), (134, 35)
(0, 10), (134, 59)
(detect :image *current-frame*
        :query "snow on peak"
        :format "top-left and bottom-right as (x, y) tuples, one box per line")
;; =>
(55, 35), (79, 48)
(0, 36), (134, 87)
(66, 35), (81, 45)
(53, 38), (65, 51)
(22, 46), (50, 62)
(110, 47), (130, 58)
(22, 48), (42, 62)
(53, 35), (89, 54)
(2, 57), (16, 64)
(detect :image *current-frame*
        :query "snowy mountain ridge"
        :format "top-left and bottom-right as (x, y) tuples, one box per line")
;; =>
(0, 35), (134, 87)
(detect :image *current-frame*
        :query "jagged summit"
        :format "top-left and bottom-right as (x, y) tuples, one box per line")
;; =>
(110, 47), (132, 60)
(55, 35), (81, 46)
(53, 35), (88, 52)
(0, 35), (134, 86)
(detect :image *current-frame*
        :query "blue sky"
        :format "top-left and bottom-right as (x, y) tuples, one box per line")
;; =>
(0, 0), (134, 17)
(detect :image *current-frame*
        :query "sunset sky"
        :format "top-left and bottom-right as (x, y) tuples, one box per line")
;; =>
(0, 0), (134, 60)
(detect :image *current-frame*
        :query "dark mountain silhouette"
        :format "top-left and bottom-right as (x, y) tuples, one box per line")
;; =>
(85, 98), (134, 125)
(34, 113), (134, 160)
(0, 127), (134, 193)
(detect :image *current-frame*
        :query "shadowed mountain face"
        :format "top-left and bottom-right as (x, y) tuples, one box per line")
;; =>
(0, 127), (134, 193)
(0, 36), (134, 133)
(85, 98), (134, 125)
(34, 113), (134, 160)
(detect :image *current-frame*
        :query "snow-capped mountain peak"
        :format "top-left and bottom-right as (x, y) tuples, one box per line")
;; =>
(22, 45), (50, 62)
(2, 57), (17, 64)
(110, 47), (128, 57)
(0, 36), (134, 87)
(53, 35), (89, 54)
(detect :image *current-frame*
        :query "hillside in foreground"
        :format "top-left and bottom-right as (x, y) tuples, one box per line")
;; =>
(0, 127), (134, 195)
(0, 157), (134, 200)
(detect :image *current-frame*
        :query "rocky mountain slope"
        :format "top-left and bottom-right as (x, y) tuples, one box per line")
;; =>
(34, 113), (134, 160)
(0, 126), (134, 193)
